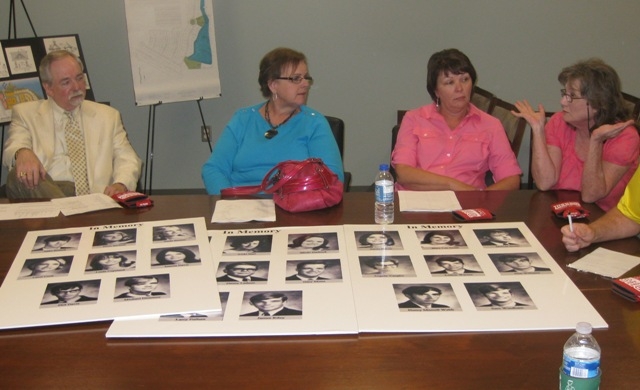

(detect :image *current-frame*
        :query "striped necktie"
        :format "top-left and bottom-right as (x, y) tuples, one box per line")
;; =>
(64, 111), (90, 195)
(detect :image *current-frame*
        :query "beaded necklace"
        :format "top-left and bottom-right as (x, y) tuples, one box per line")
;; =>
(264, 100), (297, 139)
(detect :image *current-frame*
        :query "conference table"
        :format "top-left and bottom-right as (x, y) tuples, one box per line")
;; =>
(0, 190), (638, 388)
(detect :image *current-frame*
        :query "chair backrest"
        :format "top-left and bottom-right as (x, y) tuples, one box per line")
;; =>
(325, 116), (351, 191)
(389, 124), (401, 180)
(397, 110), (408, 125)
(622, 91), (640, 121)
(471, 86), (496, 113)
(325, 116), (345, 159)
(489, 98), (526, 157)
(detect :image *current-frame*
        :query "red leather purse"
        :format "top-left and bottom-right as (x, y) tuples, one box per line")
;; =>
(221, 158), (343, 212)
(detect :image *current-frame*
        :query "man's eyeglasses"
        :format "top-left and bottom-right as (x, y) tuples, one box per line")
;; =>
(560, 89), (586, 103)
(277, 75), (314, 84)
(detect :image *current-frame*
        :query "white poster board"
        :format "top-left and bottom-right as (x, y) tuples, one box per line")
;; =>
(0, 217), (220, 330)
(344, 223), (606, 332)
(124, 0), (221, 105)
(108, 226), (359, 337)
(107, 222), (605, 338)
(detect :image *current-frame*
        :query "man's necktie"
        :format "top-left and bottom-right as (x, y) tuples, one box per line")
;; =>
(64, 112), (90, 195)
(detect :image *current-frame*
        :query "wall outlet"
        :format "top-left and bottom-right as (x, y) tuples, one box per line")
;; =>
(201, 125), (211, 142)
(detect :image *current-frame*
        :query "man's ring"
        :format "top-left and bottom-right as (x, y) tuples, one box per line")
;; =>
(19, 172), (26, 177)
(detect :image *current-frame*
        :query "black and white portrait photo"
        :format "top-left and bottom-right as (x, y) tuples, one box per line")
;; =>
(287, 233), (339, 254)
(355, 231), (403, 250)
(40, 280), (100, 307)
(473, 228), (530, 247)
(394, 283), (460, 311)
(465, 282), (536, 310)
(151, 246), (201, 268)
(240, 291), (303, 319)
(92, 229), (137, 247)
(489, 253), (552, 274)
(85, 251), (136, 273)
(359, 255), (416, 278)
(114, 274), (171, 301)
(216, 261), (269, 283)
(285, 259), (342, 282)
(418, 230), (467, 249)
(222, 235), (273, 255)
(424, 254), (484, 276)
(31, 233), (81, 253)
(152, 224), (196, 242)
(19, 256), (73, 279)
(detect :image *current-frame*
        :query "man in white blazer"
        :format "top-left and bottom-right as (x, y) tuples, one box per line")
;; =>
(3, 50), (141, 199)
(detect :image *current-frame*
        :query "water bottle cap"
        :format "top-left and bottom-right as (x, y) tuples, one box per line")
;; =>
(379, 164), (389, 171)
(576, 322), (592, 334)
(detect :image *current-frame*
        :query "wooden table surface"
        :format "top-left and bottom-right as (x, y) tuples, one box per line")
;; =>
(1, 190), (639, 389)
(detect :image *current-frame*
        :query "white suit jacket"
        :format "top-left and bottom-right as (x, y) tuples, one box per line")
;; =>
(3, 99), (142, 193)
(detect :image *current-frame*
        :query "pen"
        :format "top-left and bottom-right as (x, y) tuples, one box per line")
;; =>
(568, 214), (573, 232)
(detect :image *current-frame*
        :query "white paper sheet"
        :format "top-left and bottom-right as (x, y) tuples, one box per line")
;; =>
(53, 193), (122, 216)
(211, 199), (276, 223)
(398, 190), (462, 212)
(0, 202), (60, 220)
(568, 247), (640, 278)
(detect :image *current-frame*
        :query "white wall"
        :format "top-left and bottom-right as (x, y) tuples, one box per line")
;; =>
(2, 0), (639, 189)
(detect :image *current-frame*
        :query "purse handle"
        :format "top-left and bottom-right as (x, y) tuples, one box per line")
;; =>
(220, 158), (319, 197)
(261, 158), (320, 194)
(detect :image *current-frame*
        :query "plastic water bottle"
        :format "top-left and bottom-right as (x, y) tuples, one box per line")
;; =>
(561, 322), (601, 385)
(374, 164), (394, 224)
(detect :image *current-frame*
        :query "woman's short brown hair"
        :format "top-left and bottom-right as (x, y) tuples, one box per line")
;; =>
(258, 47), (307, 98)
(426, 48), (477, 102)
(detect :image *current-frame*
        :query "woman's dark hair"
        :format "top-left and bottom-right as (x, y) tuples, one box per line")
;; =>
(426, 48), (477, 102)
(558, 58), (630, 130)
(258, 47), (307, 98)
(288, 234), (329, 250)
(28, 258), (66, 271)
(156, 248), (200, 265)
(95, 230), (135, 245)
(228, 236), (270, 251)
(358, 232), (395, 246)
(90, 253), (134, 270)
(421, 231), (459, 246)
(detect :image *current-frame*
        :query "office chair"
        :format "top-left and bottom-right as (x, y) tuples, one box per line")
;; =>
(325, 116), (351, 191)
(471, 86), (496, 113)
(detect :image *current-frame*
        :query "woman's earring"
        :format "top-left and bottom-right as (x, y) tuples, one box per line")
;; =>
(436, 97), (440, 110)
(274, 93), (278, 100)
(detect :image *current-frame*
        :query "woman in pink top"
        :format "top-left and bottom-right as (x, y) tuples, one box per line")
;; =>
(392, 49), (522, 191)
(513, 59), (639, 211)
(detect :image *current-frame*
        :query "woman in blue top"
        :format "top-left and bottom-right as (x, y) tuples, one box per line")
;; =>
(202, 47), (344, 194)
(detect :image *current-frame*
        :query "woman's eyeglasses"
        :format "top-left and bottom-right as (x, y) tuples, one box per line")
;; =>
(277, 75), (314, 84)
(560, 89), (586, 103)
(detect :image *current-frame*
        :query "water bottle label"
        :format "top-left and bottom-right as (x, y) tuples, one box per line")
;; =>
(375, 181), (393, 203)
(562, 352), (600, 379)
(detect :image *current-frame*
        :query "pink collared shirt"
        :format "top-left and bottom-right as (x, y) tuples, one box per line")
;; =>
(392, 103), (522, 190)
(545, 112), (639, 211)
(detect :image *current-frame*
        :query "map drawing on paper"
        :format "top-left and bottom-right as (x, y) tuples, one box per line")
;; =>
(124, 0), (221, 105)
